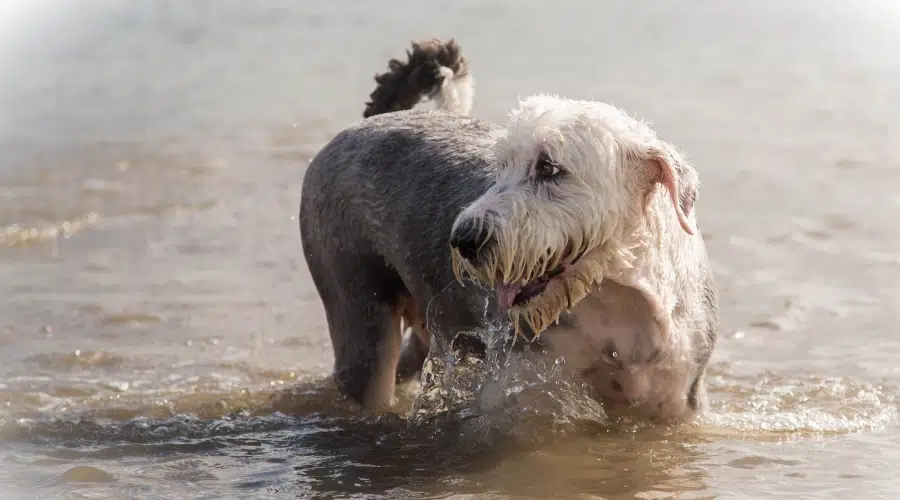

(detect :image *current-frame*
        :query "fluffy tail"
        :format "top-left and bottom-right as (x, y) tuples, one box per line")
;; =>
(363, 38), (474, 118)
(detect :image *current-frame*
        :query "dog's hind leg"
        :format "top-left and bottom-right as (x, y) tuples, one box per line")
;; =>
(308, 249), (407, 411)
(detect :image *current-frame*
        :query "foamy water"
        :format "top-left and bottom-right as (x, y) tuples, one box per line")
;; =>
(1, 1), (899, 498)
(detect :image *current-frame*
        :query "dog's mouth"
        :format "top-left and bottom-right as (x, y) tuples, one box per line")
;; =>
(494, 244), (583, 311)
(495, 265), (567, 311)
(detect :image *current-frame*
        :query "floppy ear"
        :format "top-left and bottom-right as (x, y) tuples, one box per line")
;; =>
(634, 141), (699, 235)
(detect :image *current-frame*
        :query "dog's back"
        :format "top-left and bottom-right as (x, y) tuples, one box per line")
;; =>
(301, 110), (499, 305)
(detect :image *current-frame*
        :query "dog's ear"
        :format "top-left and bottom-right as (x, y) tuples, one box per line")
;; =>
(631, 141), (698, 235)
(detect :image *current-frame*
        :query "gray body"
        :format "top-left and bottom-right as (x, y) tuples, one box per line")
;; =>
(300, 110), (502, 406)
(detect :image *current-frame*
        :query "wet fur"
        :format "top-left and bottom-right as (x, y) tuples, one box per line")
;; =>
(300, 39), (719, 418)
(450, 95), (720, 420)
(300, 110), (502, 410)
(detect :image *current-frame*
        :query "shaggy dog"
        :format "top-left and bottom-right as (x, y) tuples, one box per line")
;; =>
(299, 39), (718, 421)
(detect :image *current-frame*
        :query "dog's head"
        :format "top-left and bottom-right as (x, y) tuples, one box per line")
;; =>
(449, 95), (700, 335)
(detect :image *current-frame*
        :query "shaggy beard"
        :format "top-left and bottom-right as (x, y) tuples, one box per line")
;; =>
(452, 242), (634, 336)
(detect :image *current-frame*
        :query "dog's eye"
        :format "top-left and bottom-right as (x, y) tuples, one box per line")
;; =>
(535, 154), (561, 179)
(647, 347), (664, 364)
(601, 342), (621, 368)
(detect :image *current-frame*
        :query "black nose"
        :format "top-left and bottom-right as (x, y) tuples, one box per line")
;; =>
(449, 218), (491, 262)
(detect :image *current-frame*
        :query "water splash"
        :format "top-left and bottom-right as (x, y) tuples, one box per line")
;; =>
(408, 279), (607, 446)
(404, 280), (898, 445)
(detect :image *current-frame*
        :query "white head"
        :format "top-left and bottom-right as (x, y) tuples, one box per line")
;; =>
(449, 94), (700, 335)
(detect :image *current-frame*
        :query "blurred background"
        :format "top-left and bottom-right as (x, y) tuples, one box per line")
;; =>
(1, 1), (899, 499)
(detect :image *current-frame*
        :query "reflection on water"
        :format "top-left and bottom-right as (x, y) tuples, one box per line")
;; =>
(2, 1), (900, 499)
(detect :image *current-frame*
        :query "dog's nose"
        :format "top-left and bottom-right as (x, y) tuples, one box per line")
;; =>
(449, 218), (491, 261)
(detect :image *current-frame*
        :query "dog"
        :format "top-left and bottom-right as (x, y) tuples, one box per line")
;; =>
(299, 39), (718, 421)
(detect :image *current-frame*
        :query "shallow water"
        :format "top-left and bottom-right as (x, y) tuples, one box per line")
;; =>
(2, 1), (900, 498)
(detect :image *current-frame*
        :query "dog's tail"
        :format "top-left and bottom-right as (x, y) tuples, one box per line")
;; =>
(363, 38), (474, 118)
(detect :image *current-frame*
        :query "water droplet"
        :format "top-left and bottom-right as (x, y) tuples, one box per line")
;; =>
(74, 350), (81, 356)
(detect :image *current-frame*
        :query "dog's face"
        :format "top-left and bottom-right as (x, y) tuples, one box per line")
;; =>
(450, 95), (699, 334)
(578, 331), (682, 411)
(537, 280), (698, 421)
(582, 352), (697, 423)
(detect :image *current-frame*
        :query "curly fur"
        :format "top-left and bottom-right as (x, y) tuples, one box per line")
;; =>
(363, 38), (474, 118)
(448, 95), (718, 420)
(451, 96), (707, 342)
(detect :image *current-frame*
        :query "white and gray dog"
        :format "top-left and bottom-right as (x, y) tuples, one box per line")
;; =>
(300, 39), (718, 422)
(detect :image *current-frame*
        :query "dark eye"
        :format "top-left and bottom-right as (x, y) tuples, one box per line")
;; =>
(535, 153), (562, 179)
(647, 347), (664, 363)
(601, 342), (621, 368)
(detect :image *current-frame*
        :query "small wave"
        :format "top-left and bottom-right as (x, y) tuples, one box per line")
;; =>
(0, 212), (99, 247)
(701, 404), (898, 437)
(700, 366), (898, 437)
(40, 465), (116, 486)
(0, 412), (304, 445)
(100, 313), (163, 326)
(24, 350), (126, 370)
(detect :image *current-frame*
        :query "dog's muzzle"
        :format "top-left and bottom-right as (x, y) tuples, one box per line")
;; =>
(449, 217), (494, 264)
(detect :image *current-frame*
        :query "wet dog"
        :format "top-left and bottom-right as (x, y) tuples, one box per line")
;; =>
(299, 39), (718, 419)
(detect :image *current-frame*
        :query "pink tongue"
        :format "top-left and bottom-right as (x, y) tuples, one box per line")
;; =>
(495, 283), (522, 311)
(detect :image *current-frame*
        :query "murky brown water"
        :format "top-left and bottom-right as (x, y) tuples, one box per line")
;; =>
(2, 1), (899, 498)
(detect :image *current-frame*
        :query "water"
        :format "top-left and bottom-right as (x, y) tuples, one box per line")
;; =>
(1, 0), (899, 498)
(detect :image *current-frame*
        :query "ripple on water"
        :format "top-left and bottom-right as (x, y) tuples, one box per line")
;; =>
(0, 412), (299, 445)
(43, 465), (116, 486)
(701, 364), (898, 437)
(0, 212), (100, 247)
(0, 361), (896, 499)
(24, 350), (126, 370)
(100, 313), (163, 326)
(1, 307), (897, 497)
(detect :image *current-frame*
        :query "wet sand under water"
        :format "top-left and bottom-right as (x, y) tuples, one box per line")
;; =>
(1, 1), (900, 499)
